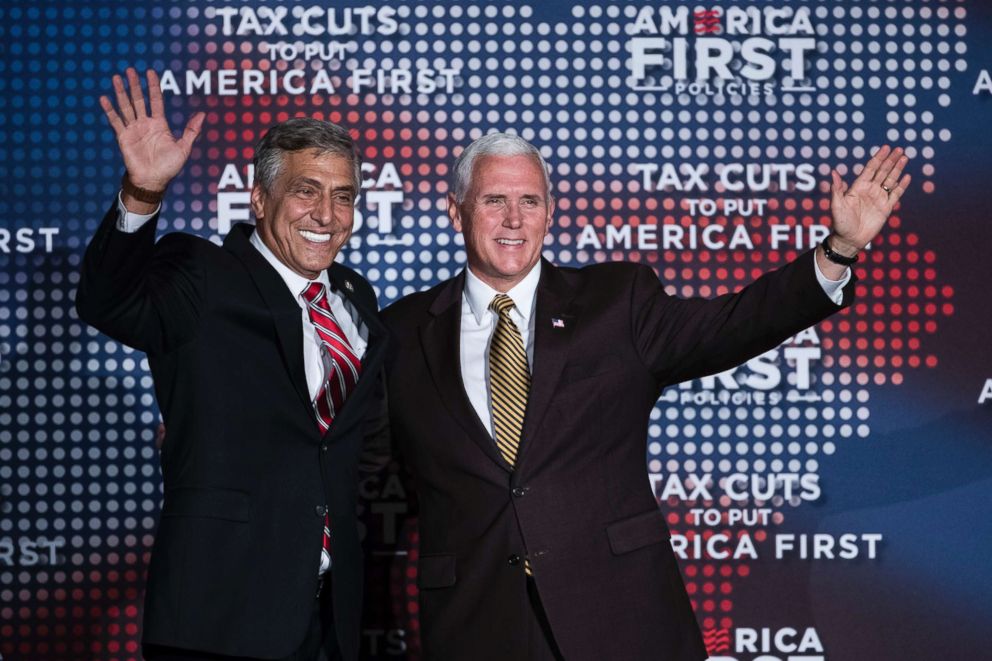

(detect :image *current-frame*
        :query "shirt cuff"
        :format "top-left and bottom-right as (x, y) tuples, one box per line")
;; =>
(115, 191), (160, 233)
(813, 254), (850, 306)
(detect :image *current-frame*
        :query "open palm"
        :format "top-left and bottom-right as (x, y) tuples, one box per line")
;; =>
(830, 145), (911, 253)
(99, 68), (204, 191)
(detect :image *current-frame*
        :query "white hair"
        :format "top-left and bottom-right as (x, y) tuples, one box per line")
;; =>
(451, 132), (552, 203)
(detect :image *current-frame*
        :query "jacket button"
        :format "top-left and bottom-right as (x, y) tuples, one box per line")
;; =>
(315, 505), (327, 517)
(320, 443), (328, 452)
(512, 487), (526, 498)
(507, 554), (521, 566)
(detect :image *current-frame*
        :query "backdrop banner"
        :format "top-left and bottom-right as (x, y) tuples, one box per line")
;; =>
(1, 1), (990, 659)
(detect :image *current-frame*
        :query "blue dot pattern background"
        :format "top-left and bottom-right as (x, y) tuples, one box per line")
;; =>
(2, 1), (991, 659)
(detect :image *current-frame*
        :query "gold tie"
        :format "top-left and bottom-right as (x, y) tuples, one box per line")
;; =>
(488, 294), (530, 467)
(489, 294), (534, 575)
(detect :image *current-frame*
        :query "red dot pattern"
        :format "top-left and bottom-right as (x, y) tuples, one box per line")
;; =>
(5, 6), (963, 660)
(630, 195), (951, 641)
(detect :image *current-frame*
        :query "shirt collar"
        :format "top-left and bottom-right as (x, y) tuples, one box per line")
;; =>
(463, 261), (542, 325)
(249, 228), (331, 298)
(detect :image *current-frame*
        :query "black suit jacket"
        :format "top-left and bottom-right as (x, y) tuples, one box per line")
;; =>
(76, 203), (388, 660)
(382, 251), (854, 660)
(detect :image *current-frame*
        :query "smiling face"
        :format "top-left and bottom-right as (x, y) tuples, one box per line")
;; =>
(250, 150), (357, 280)
(450, 154), (554, 292)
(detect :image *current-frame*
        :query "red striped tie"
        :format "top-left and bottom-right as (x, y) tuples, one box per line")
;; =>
(301, 282), (362, 570)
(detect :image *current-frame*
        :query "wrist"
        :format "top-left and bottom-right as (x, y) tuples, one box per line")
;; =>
(821, 236), (860, 266)
(119, 192), (160, 216)
(122, 172), (168, 205)
(825, 234), (861, 257)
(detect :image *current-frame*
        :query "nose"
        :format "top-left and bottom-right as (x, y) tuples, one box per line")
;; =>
(311, 194), (335, 225)
(502, 201), (523, 228)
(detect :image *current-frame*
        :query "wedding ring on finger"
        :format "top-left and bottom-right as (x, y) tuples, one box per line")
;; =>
(881, 184), (892, 193)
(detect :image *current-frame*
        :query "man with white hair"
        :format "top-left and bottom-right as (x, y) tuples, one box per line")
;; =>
(382, 132), (909, 659)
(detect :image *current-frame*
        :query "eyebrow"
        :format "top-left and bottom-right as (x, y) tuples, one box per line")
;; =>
(479, 193), (543, 200)
(290, 177), (355, 194)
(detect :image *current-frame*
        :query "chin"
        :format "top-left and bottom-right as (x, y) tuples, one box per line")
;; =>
(500, 261), (533, 277)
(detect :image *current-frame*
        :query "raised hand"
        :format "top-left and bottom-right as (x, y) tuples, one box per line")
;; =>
(828, 145), (911, 256)
(99, 67), (205, 193)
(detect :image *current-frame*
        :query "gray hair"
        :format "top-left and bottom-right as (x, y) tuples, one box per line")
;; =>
(252, 118), (361, 193)
(451, 132), (552, 204)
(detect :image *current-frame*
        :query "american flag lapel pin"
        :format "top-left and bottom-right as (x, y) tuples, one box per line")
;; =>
(552, 317), (565, 329)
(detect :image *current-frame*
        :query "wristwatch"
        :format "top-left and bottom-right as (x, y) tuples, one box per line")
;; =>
(121, 173), (166, 205)
(820, 237), (859, 266)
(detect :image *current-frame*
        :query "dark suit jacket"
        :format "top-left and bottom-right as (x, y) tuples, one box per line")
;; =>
(76, 203), (388, 660)
(382, 251), (854, 661)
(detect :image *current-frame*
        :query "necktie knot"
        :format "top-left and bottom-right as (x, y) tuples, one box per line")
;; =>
(489, 293), (516, 317)
(303, 282), (361, 434)
(301, 281), (324, 304)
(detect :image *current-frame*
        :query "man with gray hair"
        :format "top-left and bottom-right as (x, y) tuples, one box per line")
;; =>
(77, 68), (388, 660)
(382, 132), (908, 659)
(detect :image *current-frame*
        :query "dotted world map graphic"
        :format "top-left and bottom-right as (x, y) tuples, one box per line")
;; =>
(0, 1), (971, 659)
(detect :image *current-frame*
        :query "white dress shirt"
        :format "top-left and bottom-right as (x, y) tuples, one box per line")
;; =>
(457, 258), (848, 437)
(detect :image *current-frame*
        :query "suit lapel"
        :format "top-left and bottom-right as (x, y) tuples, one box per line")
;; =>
(227, 225), (387, 440)
(323, 264), (388, 441)
(517, 260), (580, 466)
(328, 263), (387, 368)
(421, 272), (511, 471)
(225, 224), (314, 420)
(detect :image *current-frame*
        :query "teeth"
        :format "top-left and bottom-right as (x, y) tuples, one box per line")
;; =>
(300, 230), (330, 243)
(497, 239), (524, 246)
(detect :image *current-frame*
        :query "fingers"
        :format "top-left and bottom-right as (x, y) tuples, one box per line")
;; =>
(879, 150), (909, 190)
(110, 67), (158, 125)
(875, 147), (909, 183)
(126, 67), (148, 118)
(99, 95), (126, 135)
(857, 144), (891, 184)
(887, 173), (912, 204)
(179, 112), (206, 151)
(830, 170), (848, 197)
(147, 69), (166, 117)
(112, 73), (137, 123)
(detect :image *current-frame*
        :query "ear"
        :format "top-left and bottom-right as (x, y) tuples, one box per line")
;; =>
(544, 195), (556, 235)
(447, 192), (463, 232)
(250, 184), (265, 220)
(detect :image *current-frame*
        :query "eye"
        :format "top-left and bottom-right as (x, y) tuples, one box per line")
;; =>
(520, 198), (540, 209)
(332, 191), (355, 205)
(295, 186), (317, 198)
